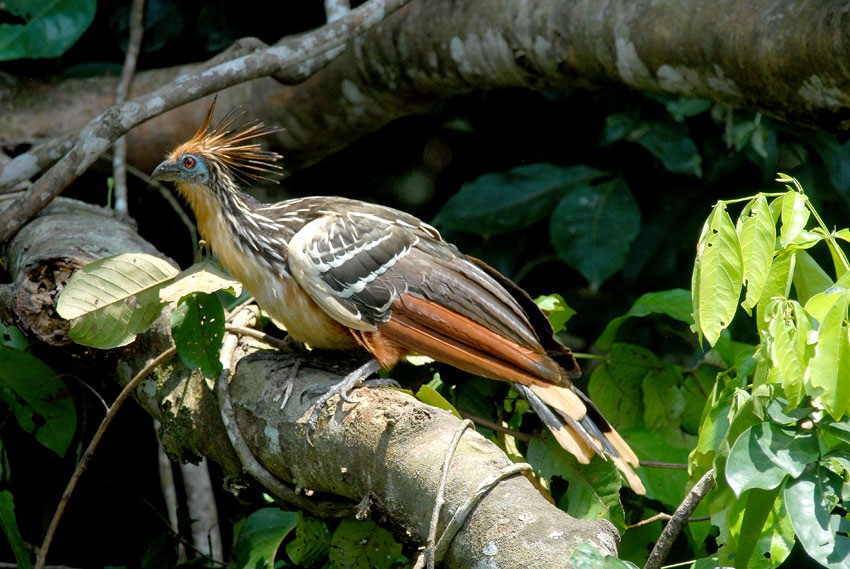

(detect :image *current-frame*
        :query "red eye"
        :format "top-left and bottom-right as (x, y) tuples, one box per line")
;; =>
(182, 156), (196, 168)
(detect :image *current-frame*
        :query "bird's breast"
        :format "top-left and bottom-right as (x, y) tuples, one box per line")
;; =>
(198, 208), (358, 350)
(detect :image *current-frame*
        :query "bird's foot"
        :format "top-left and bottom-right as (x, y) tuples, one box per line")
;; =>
(301, 358), (398, 444)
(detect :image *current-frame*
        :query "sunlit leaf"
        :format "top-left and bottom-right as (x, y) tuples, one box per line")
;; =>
(793, 249), (834, 305)
(779, 190), (809, 248)
(692, 201), (743, 346)
(785, 464), (850, 568)
(527, 432), (626, 532)
(159, 262), (242, 303)
(57, 253), (179, 349)
(805, 285), (850, 419)
(737, 194), (776, 313)
(726, 423), (818, 496)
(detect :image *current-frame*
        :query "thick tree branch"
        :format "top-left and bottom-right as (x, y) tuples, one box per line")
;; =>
(2, 0), (848, 183)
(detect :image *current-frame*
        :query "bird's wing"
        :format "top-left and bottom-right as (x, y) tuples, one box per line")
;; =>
(286, 209), (565, 384)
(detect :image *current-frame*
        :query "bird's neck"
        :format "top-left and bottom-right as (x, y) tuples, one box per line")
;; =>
(177, 181), (290, 274)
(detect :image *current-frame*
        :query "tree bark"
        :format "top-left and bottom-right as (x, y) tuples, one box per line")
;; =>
(1, 0), (848, 175)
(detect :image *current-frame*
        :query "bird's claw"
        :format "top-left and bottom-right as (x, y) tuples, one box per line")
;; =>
(300, 359), (397, 445)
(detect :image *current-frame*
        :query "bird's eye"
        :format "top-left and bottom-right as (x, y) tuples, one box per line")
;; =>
(182, 156), (197, 169)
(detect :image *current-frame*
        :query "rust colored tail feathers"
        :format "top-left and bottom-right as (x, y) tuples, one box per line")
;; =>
(150, 98), (645, 495)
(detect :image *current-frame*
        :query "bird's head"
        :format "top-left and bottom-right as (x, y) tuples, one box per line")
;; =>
(151, 97), (282, 199)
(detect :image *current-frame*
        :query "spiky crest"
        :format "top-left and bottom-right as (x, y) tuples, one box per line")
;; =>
(172, 96), (283, 183)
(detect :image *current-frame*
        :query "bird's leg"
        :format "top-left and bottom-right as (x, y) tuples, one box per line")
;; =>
(301, 358), (394, 443)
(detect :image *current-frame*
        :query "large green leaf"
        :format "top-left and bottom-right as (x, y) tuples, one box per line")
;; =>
(0, 346), (75, 456)
(549, 178), (641, 290)
(726, 423), (818, 496)
(805, 284), (850, 419)
(57, 253), (179, 349)
(779, 190), (810, 248)
(434, 163), (608, 234)
(785, 464), (850, 568)
(737, 194), (776, 313)
(692, 201), (743, 346)
(234, 507), (297, 569)
(0, 0), (96, 60)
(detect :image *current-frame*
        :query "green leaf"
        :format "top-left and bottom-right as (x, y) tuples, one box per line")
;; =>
(763, 300), (807, 406)
(527, 432), (626, 532)
(588, 343), (656, 430)
(596, 288), (693, 351)
(234, 508), (297, 569)
(785, 464), (850, 568)
(159, 261), (242, 303)
(805, 285), (850, 419)
(755, 250), (795, 329)
(620, 428), (692, 510)
(692, 201), (744, 346)
(734, 486), (782, 569)
(329, 519), (403, 569)
(0, 490), (30, 569)
(170, 293), (225, 377)
(793, 249), (834, 305)
(57, 253), (179, 349)
(0, 323), (28, 350)
(779, 190), (810, 248)
(285, 513), (330, 566)
(434, 163), (608, 234)
(737, 194), (776, 313)
(602, 115), (702, 176)
(534, 293), (576, 334)
(0, 346), (76, 456)
(642, 362), (686, 431)
(550, 178), (641, 290)
(416, 384), (461, 419)
(0, 0), (96, 61)
(725, 423), (818, 496)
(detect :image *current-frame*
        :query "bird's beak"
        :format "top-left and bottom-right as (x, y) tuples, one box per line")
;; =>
(151, 160), (180, 181)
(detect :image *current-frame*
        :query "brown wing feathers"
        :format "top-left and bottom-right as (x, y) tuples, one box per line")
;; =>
(347, 241), (645, 494)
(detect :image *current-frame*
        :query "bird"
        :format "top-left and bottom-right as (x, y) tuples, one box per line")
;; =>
(150, 98), (645, 494)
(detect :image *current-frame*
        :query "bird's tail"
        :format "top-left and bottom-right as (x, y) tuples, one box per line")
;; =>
(515, 382), (646, 495)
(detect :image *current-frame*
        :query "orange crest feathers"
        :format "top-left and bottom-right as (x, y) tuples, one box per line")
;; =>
(175, 96), (283, 182)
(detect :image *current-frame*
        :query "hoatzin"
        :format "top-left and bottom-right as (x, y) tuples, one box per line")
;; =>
(151, 99), (645, 494)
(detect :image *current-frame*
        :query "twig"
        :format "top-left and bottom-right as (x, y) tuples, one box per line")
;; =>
(639, 460), (688, 470)
(644, 469), (715, 569)
(224, 324), (291, 351)
(111, 0), (146, 214)
(0, 0), (412, 244)
(35, 346), (178, 569)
